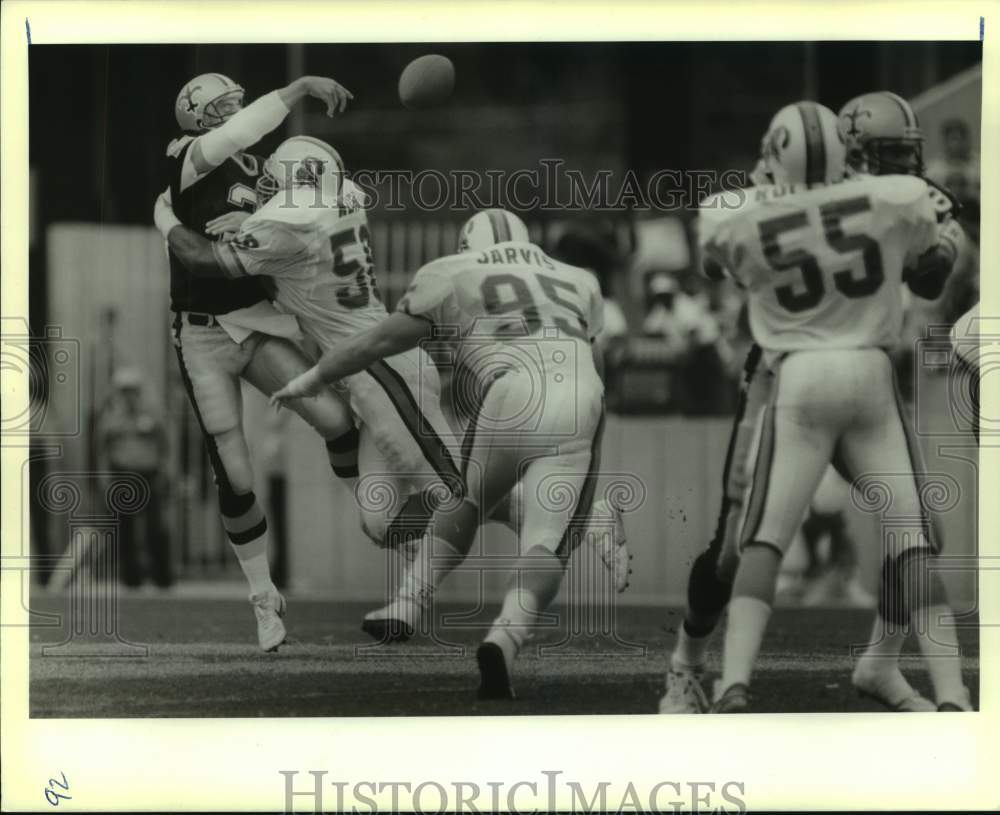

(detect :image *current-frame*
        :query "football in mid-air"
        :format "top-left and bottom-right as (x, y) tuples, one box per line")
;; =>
(398, 54), (455, 109)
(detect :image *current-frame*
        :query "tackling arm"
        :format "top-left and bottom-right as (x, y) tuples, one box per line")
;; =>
(271, 313), (432, 403)
(154, 191), (229, 279)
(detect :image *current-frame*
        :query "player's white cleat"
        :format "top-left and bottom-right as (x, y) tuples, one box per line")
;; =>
(361, 591), (426, 643)
(588, 498), (632, 593)
(250, 589), (287, 652)
(658, 669), (710, 714)
(477, 624), (519, 700)
(852, 662), (936, 711)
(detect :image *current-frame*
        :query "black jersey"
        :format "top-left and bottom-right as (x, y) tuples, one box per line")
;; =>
(164, 135), (270, 315)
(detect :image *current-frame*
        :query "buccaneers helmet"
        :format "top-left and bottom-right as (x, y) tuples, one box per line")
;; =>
(758, 101), (846, 186)
(837, 91), (924, 176)
(175, 73), (245, 132)
(256, 136), (347, 206)
(457, 209), (530, 252)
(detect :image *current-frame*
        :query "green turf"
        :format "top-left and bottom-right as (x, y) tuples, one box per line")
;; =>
(28, 595), (979, 717)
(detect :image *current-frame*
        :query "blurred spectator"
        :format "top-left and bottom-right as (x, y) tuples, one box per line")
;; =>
(641, 269), (732, 414)
(96, 368), (172, 588)
(551, 219), (629, 367)
(925, 119), (980, 254)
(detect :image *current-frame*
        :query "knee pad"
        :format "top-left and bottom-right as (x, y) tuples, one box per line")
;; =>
(879, 548), (948, 625)
(326, 428), (360, 479)
(687, 548), (734, 621)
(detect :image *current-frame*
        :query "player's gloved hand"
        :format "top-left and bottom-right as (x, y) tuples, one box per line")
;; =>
(298, 76), (353, 116)
(270, 367), (324, 409)
(205, 211), (252, 241)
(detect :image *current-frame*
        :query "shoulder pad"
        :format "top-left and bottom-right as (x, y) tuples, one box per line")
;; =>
(166, 135), (195, 159)
(922, 177), (962, 223)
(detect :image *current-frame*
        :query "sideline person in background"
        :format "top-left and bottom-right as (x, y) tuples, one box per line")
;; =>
(96, 368), (172, 589)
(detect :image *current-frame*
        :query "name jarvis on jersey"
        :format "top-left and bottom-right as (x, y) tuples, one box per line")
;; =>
(477, 246), (556, 269)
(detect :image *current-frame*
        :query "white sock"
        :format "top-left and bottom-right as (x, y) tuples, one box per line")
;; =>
(914, 603), (968, 707)
(719, 597), (772, 690)
(485, 587), (541, 661)
(399, 535), (463, 602)
(672, 627), (710, 673)
(230, 537), (274, 596)
(856, 614), (908, 675)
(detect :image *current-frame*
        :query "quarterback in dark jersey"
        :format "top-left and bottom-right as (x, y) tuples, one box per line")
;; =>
(163, 72), (356, 651)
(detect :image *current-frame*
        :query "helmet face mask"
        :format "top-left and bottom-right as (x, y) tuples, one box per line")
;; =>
(864, 138), (924, 176)
(175, 74), (245, 133)
(838, 91), (924, 177)
(200, 90), (244, 129)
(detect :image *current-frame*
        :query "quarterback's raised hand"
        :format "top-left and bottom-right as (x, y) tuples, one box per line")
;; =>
(270, 367), (325, 410)
(280, 76), (353, 117)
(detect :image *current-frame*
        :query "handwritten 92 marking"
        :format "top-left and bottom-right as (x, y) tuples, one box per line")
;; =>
(45, 772), (71, 806)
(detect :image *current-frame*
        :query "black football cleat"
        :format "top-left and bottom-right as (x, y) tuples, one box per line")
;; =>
(476, 642), (516, 700)
(360, 617), (413, 643)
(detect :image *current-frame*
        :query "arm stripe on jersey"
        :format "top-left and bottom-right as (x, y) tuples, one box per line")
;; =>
(365, 359), (464, 498)
(213, 242), (249, 278)
(796, 101), (826, 185)
(488, 210), (511, 243)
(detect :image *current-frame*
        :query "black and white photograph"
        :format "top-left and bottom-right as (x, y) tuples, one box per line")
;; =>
(1, 1), (996, 812)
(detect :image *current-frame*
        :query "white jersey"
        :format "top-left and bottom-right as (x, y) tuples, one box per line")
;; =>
(397, 241), (605, 392)
(699, 174), (939, 354)
(215, 181), (386, 349)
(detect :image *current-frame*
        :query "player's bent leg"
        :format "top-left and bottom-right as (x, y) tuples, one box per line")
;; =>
(479, 404), (601, 699)
(362, 496), (481, 642)
(716, 356), (836, 707)
(666, 346), (771, 704)
(173, 324), (285, 651)
(841, 357), (965, 709)
(351, 355), (464, 548)
(242, 335), (359, 480)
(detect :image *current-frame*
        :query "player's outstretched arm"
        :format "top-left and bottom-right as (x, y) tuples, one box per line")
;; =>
(153, 192), (228, 279)
(190, 76), (353, 175)
(271, 313), (431, 405)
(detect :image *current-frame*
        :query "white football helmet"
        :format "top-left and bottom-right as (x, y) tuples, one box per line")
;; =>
(175, 73), (244, 132)
(256, 136), (347, 206)
(457, 209), (530, 252)
(837, 91), (924, 176)
(759, 101), (846, 186)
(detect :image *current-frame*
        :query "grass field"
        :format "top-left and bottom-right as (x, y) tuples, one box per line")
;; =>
(29, 594), (979, 717)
